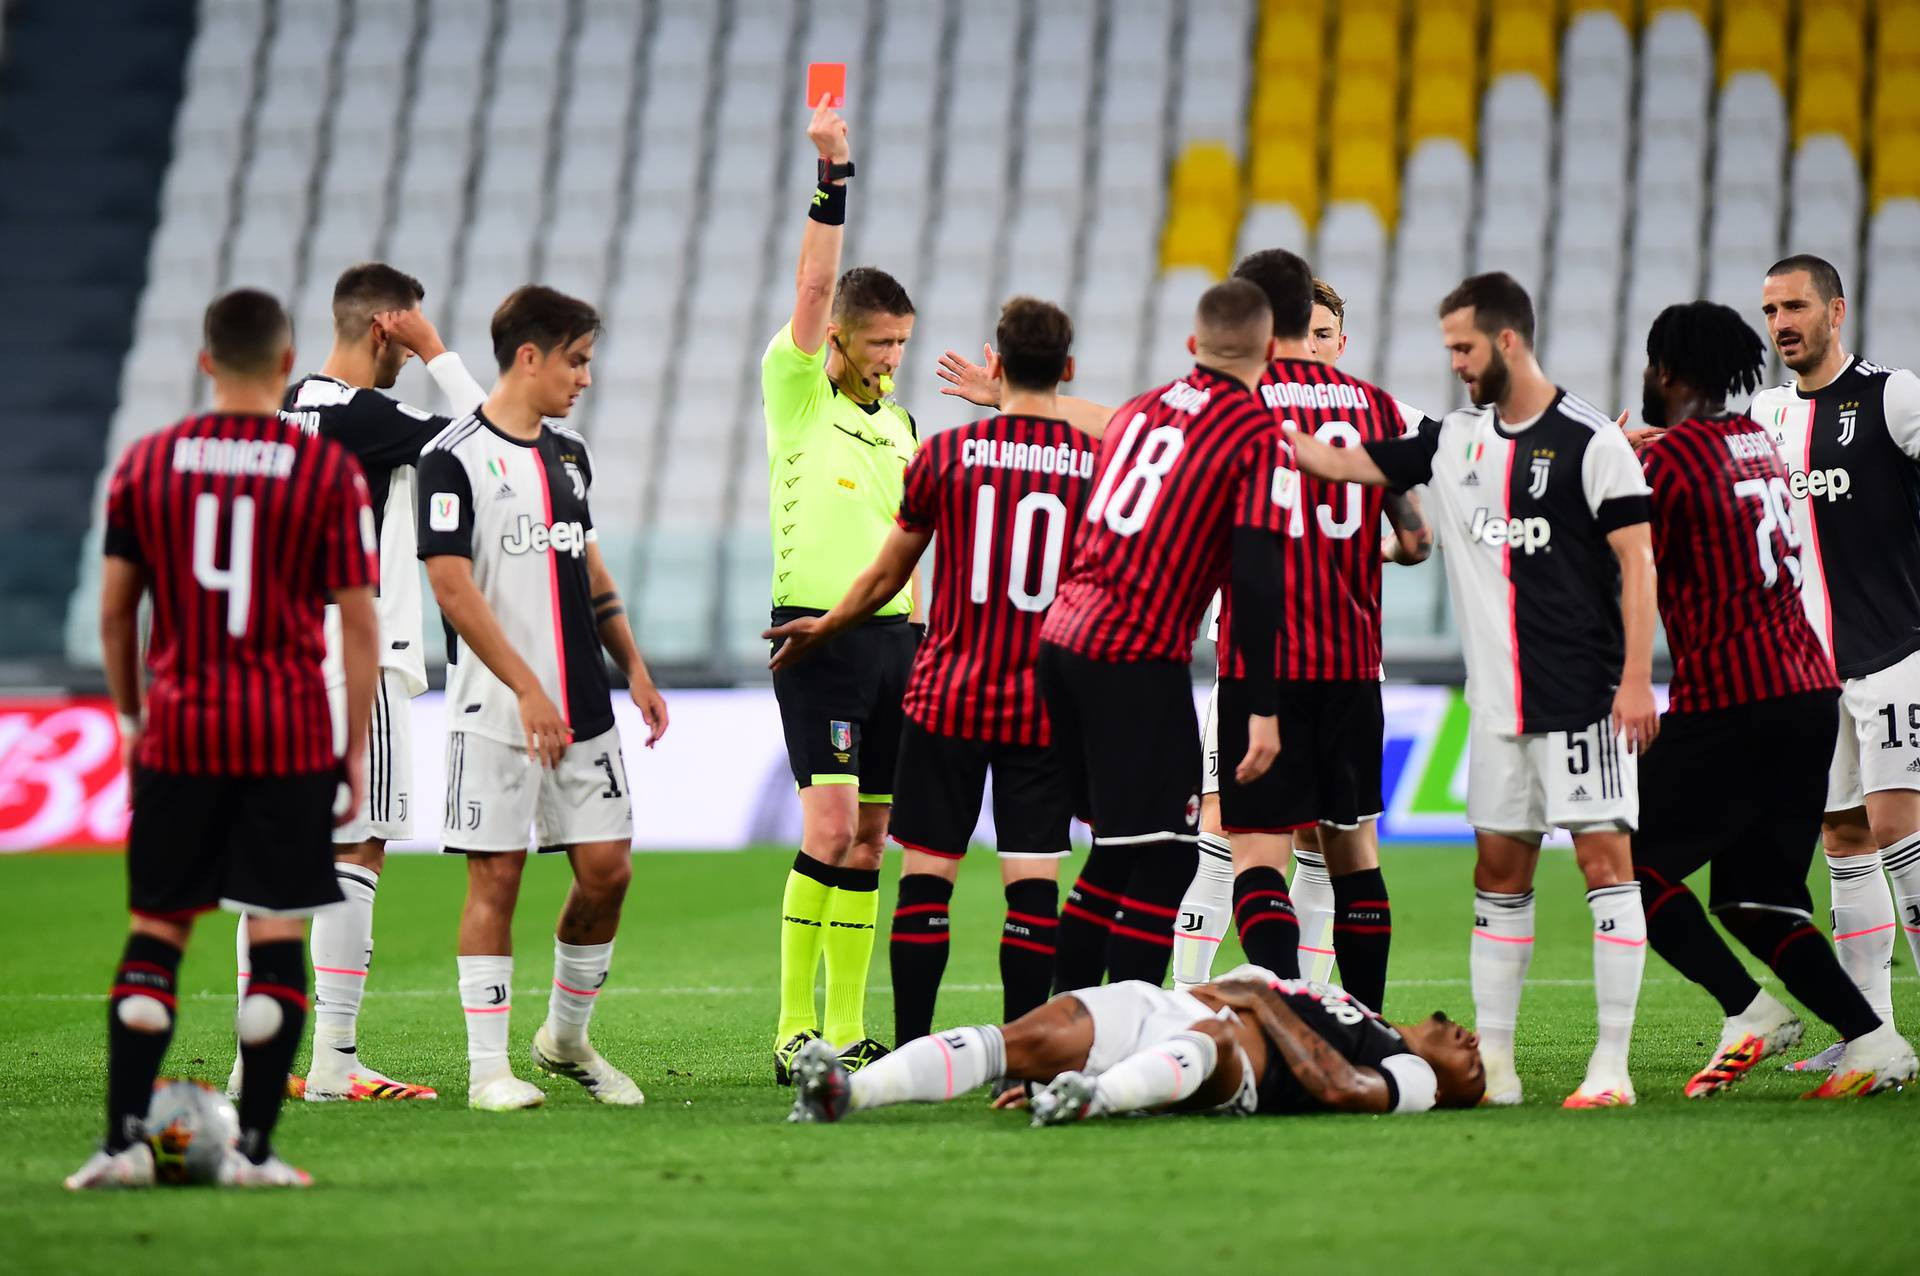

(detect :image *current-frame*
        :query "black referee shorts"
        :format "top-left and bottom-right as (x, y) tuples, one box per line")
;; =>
(771, 609), (917, 801)
(1634, 690), (1839, 912)
(888, 718), (1073, 859)
(127, 768), (342, 919)
(1217, 677), (1384, 834)
(1037, 642), (1200, 845)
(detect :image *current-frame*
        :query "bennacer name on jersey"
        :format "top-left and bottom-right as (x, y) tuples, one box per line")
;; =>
(501, 513), (587, 558)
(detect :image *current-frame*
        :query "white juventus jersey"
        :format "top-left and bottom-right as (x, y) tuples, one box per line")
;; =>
(1753, 358), (1920, 679)
(416, 413), (613, 749)
(1366, 389), (1651, 734)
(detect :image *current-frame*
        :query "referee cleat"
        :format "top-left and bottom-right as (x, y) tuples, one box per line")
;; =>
(468, 1073), (546, 1112)
(305, 1065), (439, 1103)
(1801, 1024), (1919, 1100)
(836, 1038), (891, 1074)
(1783, 1040), (1847, 1074)
(63, 1143), (155, 1191)
(216, 1149), (313, 1188)
(1030, 1071), (1100, 1127)
(787, 1038), (851, 1123)
(774, 1030), (822, 1086)
(1687, 996), (1805, 1099)
(532, 1024), (645, 1106)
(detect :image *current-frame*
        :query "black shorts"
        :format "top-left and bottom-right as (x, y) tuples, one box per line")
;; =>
(888, 718), (1073, 859)
(772, 609), (917, 800)
(1634, 691), (1839, 912)
(127, 768), (343, 919)
(1037, 643), (1200, 845)
(1217, 678), (1384, 833)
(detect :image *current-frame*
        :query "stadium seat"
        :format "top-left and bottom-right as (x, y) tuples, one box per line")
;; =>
(1487, 0), (1557, 96)
(1317, 203), (1387, 378)
(1718, 6), (1787, 88)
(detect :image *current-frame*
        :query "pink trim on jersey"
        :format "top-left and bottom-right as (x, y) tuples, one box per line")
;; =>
(530, 448), (572, 725)
(1800, 402), (1834, 655)
(1503, 437), (1523, 733)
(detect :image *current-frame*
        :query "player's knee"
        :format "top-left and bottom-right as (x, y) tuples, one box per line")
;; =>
(115, 995), (172, 1035)
(1822, 817), (1875, 858)
(1868, 818), (1918, 852)
(237, 992), (285, 1045)
(581, 854), (633, 899)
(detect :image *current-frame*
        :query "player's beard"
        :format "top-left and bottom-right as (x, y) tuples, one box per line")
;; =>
(1470, 347), (1509, 408)
(374, 343), (407, 390)
(1639, 369), (1668, 429)
(1779, 321), (1829, 375)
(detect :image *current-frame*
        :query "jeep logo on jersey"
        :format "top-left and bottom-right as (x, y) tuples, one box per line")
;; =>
(501, 514), (586, 557)
(1787, 467), (1852, 502)
(1468, 508), (1551, 553)
(1528, 455), (1552, 499)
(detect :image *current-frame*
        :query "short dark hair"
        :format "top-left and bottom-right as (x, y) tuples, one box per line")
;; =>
(832, 266), (915, 328)
(1194, 278), (1274, 361)
(1231, 248), (1314, 339)
(1646, 301), (1767, 403)
(1439, 272), (1536, 348)
(994, 296), (1073, 392)
(332, 262), (426, 338)
(1767, 253), (1845, 304)
(1311, 278), (1345, 326)
(491, 285), (601, 372)
(203, 288), (292, 377)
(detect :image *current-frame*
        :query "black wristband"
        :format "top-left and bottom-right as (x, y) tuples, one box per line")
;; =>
(817, 158), (856, 183)
(808, 182), (846, 225)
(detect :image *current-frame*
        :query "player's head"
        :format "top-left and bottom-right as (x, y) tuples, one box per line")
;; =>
(1641, 300), (1767, 428)
(1231, 248), (1314, 342)
(1189, 278), (1277, 380)
(1438, 272), (1535, 408)
(1309, 277), (1347, 365)
(1762, 254), (1847, 375)
(491, 285), (600, 417)
(199, 288), (294, 389)
(988, 295), (1073, 395)
(828, 266), (915, 401)
(332, 262), (427, 389)
(1398, 1011), (1486, 1109)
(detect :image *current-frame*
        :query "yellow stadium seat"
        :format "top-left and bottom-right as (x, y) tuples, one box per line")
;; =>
(1873, 70), (1920, 136)
(1873, 131), (1920, 207)
(1878, 8), (1920, 76)
(1407, 71), (1478, 148)
(1718, 6), (1787, 87)
(1160, 207), (1236, 277)
(1331, 74), (1397, 135)
(1258, 7), (1326, 77)
(1566, 0), (1633, 19)
(1488, 0), (1555, 13)
(1249, 132), (1321, 220)
(1488, 6), (1557, 95)
(1411, 15), (1477, 77)
(1333, 11), (1402, 81)
(1172, 143), (1241, 203)
(1262, 0), (1325, 21)
(1328, 137), (1398, 223)
(1338, 0), (1404, 21)
(1797, 5), (1865, 81)
(1642, 0), (1710, 19)
(1795, 70), (1864, 150)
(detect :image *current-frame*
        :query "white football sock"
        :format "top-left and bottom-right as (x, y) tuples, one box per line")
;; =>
(1171, 834), (1233, 989)
(547, 939), (613, 1051)
(310, 863), (378, 1067)
(1290, 847), (1337, 982)
(1586, 883), (1646, 1078)
(848, 1025), (1005, 1110)
(1881, 833), (1920, 984)
(1828, 851), (1896, 1022)
(1470, 889), (1535, 1065)
(1090, 1029), (1218, 1117)
(228, 915), (251, 1092)
(457, 955), (514, 1084)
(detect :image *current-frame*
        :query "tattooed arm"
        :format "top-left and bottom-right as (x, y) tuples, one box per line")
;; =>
(1204, 981), (1392, 1114)
(1382, 489), (1432, 565)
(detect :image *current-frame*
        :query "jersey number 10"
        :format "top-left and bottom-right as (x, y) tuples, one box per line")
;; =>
(970, 484), (1068, 612)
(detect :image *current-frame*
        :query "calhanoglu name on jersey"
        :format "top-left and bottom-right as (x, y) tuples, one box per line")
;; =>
(960, 437), (1096, 477)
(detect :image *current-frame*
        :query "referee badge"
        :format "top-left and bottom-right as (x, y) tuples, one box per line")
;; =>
(829, 720), (852, 753)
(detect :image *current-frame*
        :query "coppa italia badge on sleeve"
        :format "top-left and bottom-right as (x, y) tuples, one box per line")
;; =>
(829, 721), (852, 753)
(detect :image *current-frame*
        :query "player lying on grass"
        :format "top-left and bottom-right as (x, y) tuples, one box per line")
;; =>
(787, 968), (1485, 1124)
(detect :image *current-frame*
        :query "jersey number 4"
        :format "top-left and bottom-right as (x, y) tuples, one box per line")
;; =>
(192, 492), (258, 638)
(970, 484), (1068, 612)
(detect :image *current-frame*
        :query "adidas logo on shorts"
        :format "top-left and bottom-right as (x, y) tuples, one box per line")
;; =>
(1568, 785), (1591, 801)
(1906, 758), (1920, 774)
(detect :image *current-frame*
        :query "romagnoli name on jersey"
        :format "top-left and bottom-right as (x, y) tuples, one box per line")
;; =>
(1261, 380), (1371, 412)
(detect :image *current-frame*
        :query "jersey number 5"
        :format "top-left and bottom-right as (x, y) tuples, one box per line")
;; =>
(192, 492), (257, 638)
(1086, 412), (1186, 536)
(971, 484), (1068, 612)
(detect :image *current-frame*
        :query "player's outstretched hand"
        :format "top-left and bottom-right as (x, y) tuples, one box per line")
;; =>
(518, 686), (573, 768)
(1612, 681), (1660, 753)
(763, 616), (828, 671)
(375, 308), (447, 362)
(631, 678), (669, 748)
(937, 345), (1002, 408)
(808, 96), (849, 161)
(1615, 409), (1666, 455)
(335, 747), (368, 829)
(1236, 713), (1281, 785)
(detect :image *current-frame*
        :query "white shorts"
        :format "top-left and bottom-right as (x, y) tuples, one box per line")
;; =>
(1070, 981), (1226, 1072)
(1202, 680), (1221, 797)
(441, 726), (634, 853)
(1827, 646), (1920, 812)
(1466, 713), (1638, 837)
(328, 668), (414, 845)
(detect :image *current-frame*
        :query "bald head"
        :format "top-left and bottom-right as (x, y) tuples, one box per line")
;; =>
(1193, 279), (1274, 368)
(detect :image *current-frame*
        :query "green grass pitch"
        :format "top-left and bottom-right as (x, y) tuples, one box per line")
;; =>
(1, 846), (1912, 1275)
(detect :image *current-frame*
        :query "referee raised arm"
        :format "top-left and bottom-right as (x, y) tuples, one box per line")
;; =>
(763, 98), (919, 1082)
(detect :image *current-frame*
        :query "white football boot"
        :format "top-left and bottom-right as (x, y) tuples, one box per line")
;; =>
(217, 1148), (313, 1188)
(64, 1143), (155, 1190)
(531, 1023), (645, 1106)
(468, 1073), (546, 1111)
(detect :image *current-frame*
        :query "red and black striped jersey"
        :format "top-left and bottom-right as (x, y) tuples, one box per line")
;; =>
(1640, 413), (1838, 713)
(1040, 366), (1293, 663)
(897, 415), (1099, 745)
(103, 413), (376, 776)
(1217, 358), (1413, 681)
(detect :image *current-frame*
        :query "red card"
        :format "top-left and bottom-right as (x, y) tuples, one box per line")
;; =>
(807, 62), (846, 109)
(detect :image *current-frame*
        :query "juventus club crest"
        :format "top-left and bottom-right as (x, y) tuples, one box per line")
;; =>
(1528, 454), (1552, 499)
(564, 460), (586, 501)
(1837, 402), (1858, 446)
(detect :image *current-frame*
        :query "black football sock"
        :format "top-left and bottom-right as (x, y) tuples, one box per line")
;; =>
(1637, 865), (1760, 1016)
(1723, 908), (1883, 1042)
(1233, 866), (1302, 980)
(889, 874), (953, 1044)
(1000, 878), (1059, 1022)
(105, 934), (182, 1152)
(237, 939), (308, 1165)
(1106, 840), (1199, 985)
(1055, 846), (1128, 993)
(1331, 867), (1392, 1011)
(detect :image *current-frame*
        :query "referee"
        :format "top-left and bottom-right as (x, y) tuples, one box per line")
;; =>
(763, 97), (919, 1082)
